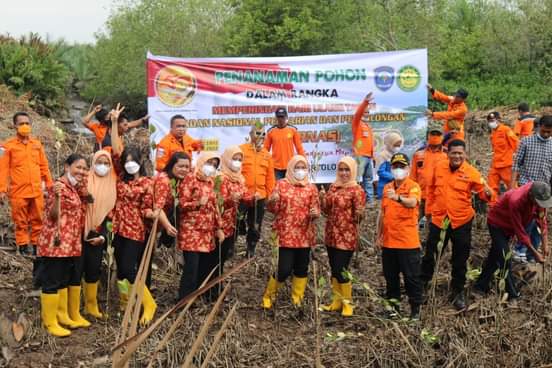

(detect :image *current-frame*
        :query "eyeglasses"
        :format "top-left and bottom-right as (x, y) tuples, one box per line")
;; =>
(254, 131), (266, 138)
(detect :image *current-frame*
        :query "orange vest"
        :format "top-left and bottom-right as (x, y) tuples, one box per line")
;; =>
(491, 124), (519, 169)
(239, 143), (275, 199)
(155, 133), (202, 171)
(431, 90), (468, 136)
(264, 125), (305, 170)
(513, 115), (535, 138)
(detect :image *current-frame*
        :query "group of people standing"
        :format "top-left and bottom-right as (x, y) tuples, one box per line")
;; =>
(1, 85), (550, 337)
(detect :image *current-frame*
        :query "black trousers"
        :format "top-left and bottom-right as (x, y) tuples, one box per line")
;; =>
(41, 256), (83, 293)
(113, 234), (153, 286)
(475, 224), (517, 296)
(178, 250), (218, 300)
(326, 246), (353, 283)
(238, 199), (266, 247)
(382, 248), (424, 306)
(421, 220), (472, 292)
(276, 247), (311, 282)
(82, 241), (105, 283)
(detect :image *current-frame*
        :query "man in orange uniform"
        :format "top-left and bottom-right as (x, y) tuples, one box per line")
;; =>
(155, 114), (203, 171)
(487, 112), (519, 197)
(0, 112), (53, 256)
(421, 139), (493, 310)
(513, 103), (536, 139)
(239, 123), (276, 257)
(410, 122), (447, 222)
(376, 153), (423, 321)
(426, 84), (468, 142)
(351, 93), (375, 202)
(264, 107), (305, 180)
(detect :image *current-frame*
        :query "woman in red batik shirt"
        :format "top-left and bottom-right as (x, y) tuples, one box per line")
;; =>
(320, 156), (365, 317)
(177, 152), (225, 300)
(37, 154), (90, 337)
(262, 155), (320, 309)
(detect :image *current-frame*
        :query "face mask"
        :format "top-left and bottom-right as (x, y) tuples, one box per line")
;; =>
(230, 160), (242, 171)
(94, 164), (110, 177)
(202, 164), (216, 177)
(294, 169), (307, 181)
(488, 121), (498, 129)
(124, 161), (140, 175)
(537, 133), (551, 142)
(17, 124), (31, 136)
(392, 146), (402, 154)
(392, 168), (408, 180)
(67, 172), (78, 186)
(428, 135), (443, 145)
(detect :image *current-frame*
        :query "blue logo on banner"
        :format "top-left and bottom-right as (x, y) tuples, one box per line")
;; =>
(374, 66), (395, 92)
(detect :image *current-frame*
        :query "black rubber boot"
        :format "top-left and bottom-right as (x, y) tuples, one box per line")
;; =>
(452, 290), (466, 310)
(409, 304), (421, 321)
(246, 242), (256, 258)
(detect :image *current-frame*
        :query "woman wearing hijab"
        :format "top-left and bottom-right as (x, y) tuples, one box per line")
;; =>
(112, 146), (157, 326)
(82, 150), (117, 319)
(177, 152), (225, 300)
(37, 154), (90, 337)
(217, 146), (253, 273)
(262, 155), (320, 309)
(375, 132), (403, 199)
(320, 157), (365, 317)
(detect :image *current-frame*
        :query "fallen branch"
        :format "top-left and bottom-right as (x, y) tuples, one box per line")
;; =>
(199, 303), (238, 368)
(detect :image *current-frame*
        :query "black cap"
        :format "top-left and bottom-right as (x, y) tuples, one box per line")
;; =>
(487, 111), (500, 120)
(390, 153), (409, 166)
(454, 88), (468, 99)
(275, 107), (288, 117)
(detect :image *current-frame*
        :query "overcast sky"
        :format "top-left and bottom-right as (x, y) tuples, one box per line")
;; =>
(0, 0), (114, 44)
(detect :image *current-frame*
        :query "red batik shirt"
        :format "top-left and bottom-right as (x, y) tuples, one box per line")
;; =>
(322, 184), (365, 251)
(113, 176), (153, 242)
(178, 173), (222, 253)
(153, 171), (175, 214)
(37, 178), (84, 257)
(219, 176), (253, 238)
(267, 179), (320, 248)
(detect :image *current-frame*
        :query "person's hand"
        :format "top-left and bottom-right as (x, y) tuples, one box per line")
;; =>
(425, 109), (433, 118)
(199, 196), (208, 206)
(216, 229), (225, 243)
(140, 114), (150, 123)
(254, 192), (262, 200)
(385, 188), (397, 200)
(54, 182), (64, 197)
(0, 192), (7, 204)
(87, 237), (105, 246)
(534, 251), (545, 264)
(309, 207), (319, 218)
(364, 92), (374, 102)
(510, 181), (519, 190)
(165, 224), (177, 237)
(269, 192), (279, 203)
(375, 234), (383, 249)
(231, 192), (241, 203)
(319, 186), (326, 200)
(110, 103), (125, 122)
(93, 104), (102, 113)
(484, 186), (493, 198)
(426, 83), (433, 91)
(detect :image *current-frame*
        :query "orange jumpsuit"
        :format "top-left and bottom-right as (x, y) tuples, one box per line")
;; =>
(431, 90), (468, 141)
(410, 147), (447, 215)
(488, 124), (519, 196)
(155, 133), (203, 171)
(264, 126), (305, 170)
(239, 143), (275, 200)
(513, 115), (535, 138)
(0, 136), (53, 246)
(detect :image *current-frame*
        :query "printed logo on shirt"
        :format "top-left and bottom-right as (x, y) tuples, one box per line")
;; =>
(374, 66), (395, 92)
(397, 65), (421, 92)
(154, 65), (196, 107)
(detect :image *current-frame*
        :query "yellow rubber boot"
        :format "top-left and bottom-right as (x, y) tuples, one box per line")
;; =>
(321, 277), (342, 312)
(68, 286), (91, 328)
(41, 292), (71, 337)
(341, 282), (354, 317)
(57, 288), (80, 329)
(84, 281), (103, 318)
(261, 276), (281, 309)
(117, 279), (129, 311)
(139, 286), (157, 326)
(291, 276), (308, 306)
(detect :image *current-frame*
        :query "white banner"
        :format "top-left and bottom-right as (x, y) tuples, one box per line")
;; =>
(147, 49), (428, 182)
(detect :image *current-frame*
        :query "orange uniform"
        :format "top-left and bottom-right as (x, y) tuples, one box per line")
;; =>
(428, 160), (492, 229)
(431, 90), (468, 141)
(410, 147), (447, 215)
(84, 122), (109, 148)
(0, 136), (53, 245)
(488, 124), (519, 195)
(513, 115), (535, 138)
(381, 178), (421, 249)
(264, 125), (305, 170)
(155, 133), (203, 171)
(239, 143), (275, 199)
(351, 99), (374, 157)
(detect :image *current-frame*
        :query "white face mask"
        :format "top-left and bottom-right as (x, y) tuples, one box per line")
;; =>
(230, 160), (242, 172)
(488, 121), (498, 129)
(202, 164), (216, 177)
(294, 169), (307, 181)
(67, 172), (78, 186)
(392, 168), (408, 180)
(124, 161), (140, 175)
(392, 146), (402, 154)
(94, 164), (110, 177)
